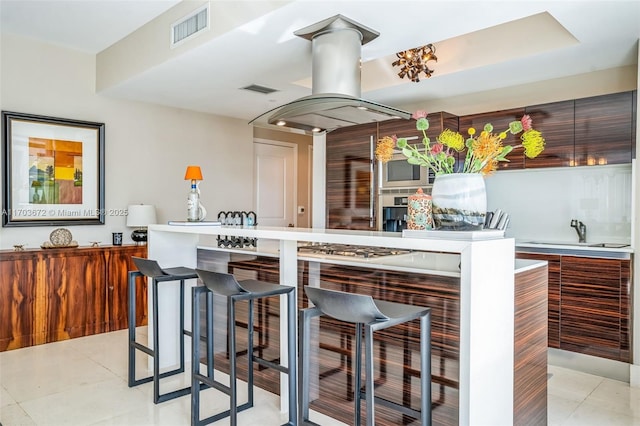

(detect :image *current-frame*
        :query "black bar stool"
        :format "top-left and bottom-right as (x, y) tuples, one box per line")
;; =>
(192, 269), (297, 426)
(127, 257), (199, 404)
(299, 286), (431, 426)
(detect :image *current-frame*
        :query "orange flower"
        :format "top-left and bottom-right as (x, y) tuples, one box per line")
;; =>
(375, 136), (396, 163)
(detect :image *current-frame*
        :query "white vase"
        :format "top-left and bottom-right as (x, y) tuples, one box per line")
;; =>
(431, 174), (486, 230)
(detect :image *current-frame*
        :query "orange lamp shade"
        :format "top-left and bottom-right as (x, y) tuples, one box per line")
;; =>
(184, 165), (203, 180)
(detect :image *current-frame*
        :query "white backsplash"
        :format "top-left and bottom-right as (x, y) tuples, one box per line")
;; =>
(485, 164), (632, 244)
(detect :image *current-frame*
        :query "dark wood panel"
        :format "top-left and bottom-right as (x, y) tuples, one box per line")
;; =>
(513, 265), (548, 425)
(326, 122), (378, 230)
(574, 92), (633, 166)
(105, 245), (148, 331)
(516, 252), (561, 348)
(45, 250), (107, 341)
(378, 112), (458, 142)
(525, 100), (574, 168)
(619, 259), (632, 362)
(560, 256), (624, 361)
(0, 252), (39, 350)
(458, 108), (526, 170)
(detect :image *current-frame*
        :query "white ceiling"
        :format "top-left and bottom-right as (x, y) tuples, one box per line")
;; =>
(1, 0), (639, 125)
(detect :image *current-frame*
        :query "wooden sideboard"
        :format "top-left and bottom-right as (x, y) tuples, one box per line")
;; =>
(0, 244), (147, 351)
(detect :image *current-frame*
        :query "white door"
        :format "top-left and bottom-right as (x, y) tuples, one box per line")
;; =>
(254, 140), (296, 227)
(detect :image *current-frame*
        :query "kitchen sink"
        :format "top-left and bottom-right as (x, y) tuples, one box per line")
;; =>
(523, 241), (629, 248)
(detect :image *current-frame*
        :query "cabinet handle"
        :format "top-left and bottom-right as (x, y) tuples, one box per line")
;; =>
(108, 286), (114, 290)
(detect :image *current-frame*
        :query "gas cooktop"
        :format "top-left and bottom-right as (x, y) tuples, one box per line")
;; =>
(297, 243), (410, 259)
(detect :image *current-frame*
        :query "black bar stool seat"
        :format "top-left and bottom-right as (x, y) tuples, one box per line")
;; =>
(299, 286), (432, 426)
(192, 269), (297, 426)
(127, 257), (199, 404)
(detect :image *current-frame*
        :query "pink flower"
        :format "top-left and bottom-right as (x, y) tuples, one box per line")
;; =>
(430, 143), (443, 155)
(412, 110), (428, 120)
(521, 114), (532, 131)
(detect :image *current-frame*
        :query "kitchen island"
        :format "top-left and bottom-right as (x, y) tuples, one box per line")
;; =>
(147, 224), (548, 425)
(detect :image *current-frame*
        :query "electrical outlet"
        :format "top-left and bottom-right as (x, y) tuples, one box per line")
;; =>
(298, 206), (305, 214)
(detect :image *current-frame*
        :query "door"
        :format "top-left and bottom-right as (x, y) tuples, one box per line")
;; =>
(254, 140), (296, 227)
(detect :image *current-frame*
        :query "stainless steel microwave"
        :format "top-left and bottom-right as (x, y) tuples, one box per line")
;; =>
(381, 153), (435, 188)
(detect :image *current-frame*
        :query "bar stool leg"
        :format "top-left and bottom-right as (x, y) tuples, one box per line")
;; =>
(286, 290), (297, 426)
(364, 324), (375, 426)
(247, 298), (255, 408)
(191, 286), (202, 426)
(354, 323), (363, 426)
(153, 278), (161, 404)
(421, 313), (432, 426)
(179, 279), (185, 374)
(228, 297), (238, 426)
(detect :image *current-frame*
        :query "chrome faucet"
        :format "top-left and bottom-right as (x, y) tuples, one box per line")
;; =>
(570, 219), (587, 243)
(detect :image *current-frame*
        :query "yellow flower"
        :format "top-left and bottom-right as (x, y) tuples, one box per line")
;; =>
(438, 129), (465, 151)
(375, 136), (395, 163)
(521, 129), (545, 158)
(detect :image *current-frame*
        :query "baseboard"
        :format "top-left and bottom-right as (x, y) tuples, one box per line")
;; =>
(547, 348), (630, 383)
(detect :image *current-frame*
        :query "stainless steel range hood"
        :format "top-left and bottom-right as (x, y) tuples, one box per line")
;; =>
(249, 15), (410, 134)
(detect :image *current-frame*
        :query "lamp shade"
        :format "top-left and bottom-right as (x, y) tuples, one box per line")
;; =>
(126, 204), (157, 227)
(184, 165), (203, 180)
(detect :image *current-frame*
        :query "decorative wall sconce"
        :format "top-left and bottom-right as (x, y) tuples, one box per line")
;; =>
(392, 43), (437, 82)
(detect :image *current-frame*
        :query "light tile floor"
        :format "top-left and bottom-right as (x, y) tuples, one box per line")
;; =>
(1, 328), (639, 425)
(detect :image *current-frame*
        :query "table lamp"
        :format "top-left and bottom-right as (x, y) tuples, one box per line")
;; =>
(126, 204), (157, 245)
(184, 165), (207, 221)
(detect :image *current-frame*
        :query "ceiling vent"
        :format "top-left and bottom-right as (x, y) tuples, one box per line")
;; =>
(172, 5), (208, 46)
(242, 84), (278, 95)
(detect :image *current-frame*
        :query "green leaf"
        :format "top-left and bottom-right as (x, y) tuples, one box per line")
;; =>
(407, 156), (421, 165)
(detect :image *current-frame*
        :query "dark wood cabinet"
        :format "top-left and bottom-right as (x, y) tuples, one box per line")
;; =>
(458, 108), (526, 170)
(560, 256), (631, 362)
(0, 252), (39, 350)
(525, 100), (575, 168)
(574, 91), (634, 166)
(378, 112), (458, 142)
(45, 250), (107, 342)
(0, 245), (147, 351)
(326, 122), (378, 230)
(516, 251), (631, 363)
(516, 252), (561, 348)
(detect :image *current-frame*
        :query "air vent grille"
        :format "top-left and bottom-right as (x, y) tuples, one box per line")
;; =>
(242, 84), (278, 95)
(172, 6), (208, 45)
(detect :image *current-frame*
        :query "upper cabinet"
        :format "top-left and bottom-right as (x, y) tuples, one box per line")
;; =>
(574, 91), (634, 166)
(459, 108), (526, 170)
(525, 100), (575, 168)
(378, 112), (458, 142)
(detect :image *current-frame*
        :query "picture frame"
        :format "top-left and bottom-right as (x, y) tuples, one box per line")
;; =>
(2, 111), (105, 227)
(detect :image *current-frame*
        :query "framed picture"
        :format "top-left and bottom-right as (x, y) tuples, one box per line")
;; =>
(2, 111), (105, 227)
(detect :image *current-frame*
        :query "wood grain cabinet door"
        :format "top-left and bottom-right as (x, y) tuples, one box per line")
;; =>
(105, 245), (147, 331)
(459, 108), (526, 170)
(559, 256), (630, 362)
(44, 250), (107, 342)
(326, 122), (378, 230)
(516, 252), (561, 348)
(0, 252), (39, 350)
(524, 100), (575, 168)
(574, 92), (634, 166)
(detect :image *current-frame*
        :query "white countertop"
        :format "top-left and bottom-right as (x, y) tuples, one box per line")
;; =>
(516, 240), (633, 259)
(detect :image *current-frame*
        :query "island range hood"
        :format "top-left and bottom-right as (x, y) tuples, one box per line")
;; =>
(249, 15), (411, 134)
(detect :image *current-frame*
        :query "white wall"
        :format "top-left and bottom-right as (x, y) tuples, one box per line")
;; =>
(0, 33), (254, 249)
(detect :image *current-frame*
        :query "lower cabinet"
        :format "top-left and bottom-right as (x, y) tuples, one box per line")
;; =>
(517, 251), (631, 363)
(0, 245), (147, 351)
